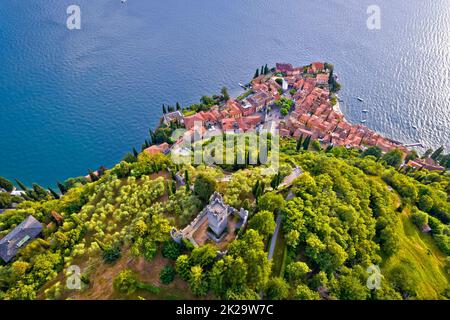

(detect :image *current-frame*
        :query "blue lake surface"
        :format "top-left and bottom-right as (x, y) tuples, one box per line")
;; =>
(0, 0), (449, 186)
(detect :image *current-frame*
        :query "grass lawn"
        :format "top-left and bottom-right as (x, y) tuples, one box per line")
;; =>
(381, 208), (449, 299)
(271, 230), (287, 277)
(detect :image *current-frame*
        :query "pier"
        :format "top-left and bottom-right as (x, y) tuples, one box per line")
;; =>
(404, 142), (424, 148)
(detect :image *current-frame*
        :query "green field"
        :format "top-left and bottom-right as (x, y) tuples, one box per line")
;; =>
(381, 209), (449, 299)
(271, 229), (287, 277)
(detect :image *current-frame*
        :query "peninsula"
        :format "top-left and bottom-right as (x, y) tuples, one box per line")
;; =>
(0, 62), (448, 302)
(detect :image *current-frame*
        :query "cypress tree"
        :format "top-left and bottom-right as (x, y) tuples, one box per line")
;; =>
(162, 104), (167, 114)
(172, 181), (177, 194)
(133, 147), (139, 158)
(166, 181), (173, 196)
(176, 102), (181, 110)
(254, 68), (259, 79)
(48, 187), (60, 199)
(264, 64), (269, 75)
(32, 183), (48, 200)
(303, 136), (311, 150)
(15, 179), (29, 192)
(56, 181), (67, 195)
(430, 146), (444, 161)
(261, 65), (264, 76)
(296, 135), (303, 152)
(149, 129), (155, 144)
(255, 183), (262, 201)
(252, 180), (260, 197)
(184, 170), (190, 192)
(21, 193), (33, 201)
(271, 172), (282, 190)
(0, 176), (14, 192)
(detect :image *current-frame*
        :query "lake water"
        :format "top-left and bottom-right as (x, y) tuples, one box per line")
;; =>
(0, 0), (449, 186)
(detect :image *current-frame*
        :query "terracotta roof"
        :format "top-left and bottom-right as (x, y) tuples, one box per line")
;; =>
(184, 113), (205, 129)
(311, 62), (325, 72)
(144, 143), (170, 155)
(276, 63), (294, 73)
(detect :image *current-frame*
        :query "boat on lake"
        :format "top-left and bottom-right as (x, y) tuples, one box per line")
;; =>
(357, 97), (364, 102)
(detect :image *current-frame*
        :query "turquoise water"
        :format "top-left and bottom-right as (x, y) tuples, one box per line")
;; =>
(0, 0), (449, 186)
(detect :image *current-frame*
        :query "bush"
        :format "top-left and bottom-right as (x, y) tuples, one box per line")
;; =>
(137, 282), (160, 294)
(411, 209), (428, 228)
(113, 269), (138, 294)
(160, 265), (176, 284)
(1, 193), (23, 209)
(387, 265), (418, 297)
(294, 284), (320, 300)
(194, 174), (216, 203)
(162, 241), (181, 260)
(266, 277), (290, 300)
(103, 245), (121, 264)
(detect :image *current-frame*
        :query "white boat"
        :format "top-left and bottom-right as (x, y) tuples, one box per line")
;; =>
(360, 119), (367, 123)
(121, 0), (127, 3)
(362, 109), (368, 113)
(412, 125), (418, 129)
(357, 97), (364, 102)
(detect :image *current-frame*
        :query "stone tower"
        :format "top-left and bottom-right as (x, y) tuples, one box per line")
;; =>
(206, 192), (229, 237)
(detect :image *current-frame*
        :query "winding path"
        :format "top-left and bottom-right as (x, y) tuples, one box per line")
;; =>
(268, 213), (282, 260)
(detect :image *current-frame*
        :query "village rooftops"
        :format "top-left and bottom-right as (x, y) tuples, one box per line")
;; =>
(144, 142), (170, 155)
(276, 63), (294, 73)
(0, 215), (43, 263)
(183, 113), (206, 129)
(169, 62), (420, 161)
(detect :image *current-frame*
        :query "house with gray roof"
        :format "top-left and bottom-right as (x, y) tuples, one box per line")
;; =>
(0, 215), (43, 263)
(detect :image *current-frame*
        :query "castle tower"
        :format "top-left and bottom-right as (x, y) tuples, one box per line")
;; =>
(206, 192), (229, 237)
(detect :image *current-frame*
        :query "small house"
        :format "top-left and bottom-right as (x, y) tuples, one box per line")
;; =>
(0, 215), (43, 263)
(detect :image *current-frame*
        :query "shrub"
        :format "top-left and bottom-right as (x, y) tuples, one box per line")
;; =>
(194, 174), (216, 203)
(411, 209), (428, 228)
(160, 265), (176, 284)
(266, 277), (290, 300)
(113, 269), (138, 294)
(387, 265), (418, 297)
(136, 282), (160, 294)
(162, 241), (181, 260)
(103, 245), (121, 264)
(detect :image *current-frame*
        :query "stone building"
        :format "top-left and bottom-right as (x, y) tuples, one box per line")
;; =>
(170, 192), (248, 247)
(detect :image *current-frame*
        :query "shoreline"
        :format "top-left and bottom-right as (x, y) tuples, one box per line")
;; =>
(0, 62), (446, 188)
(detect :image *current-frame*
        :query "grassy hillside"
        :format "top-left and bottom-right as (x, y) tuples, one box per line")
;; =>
(382, 208), (449, 299)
